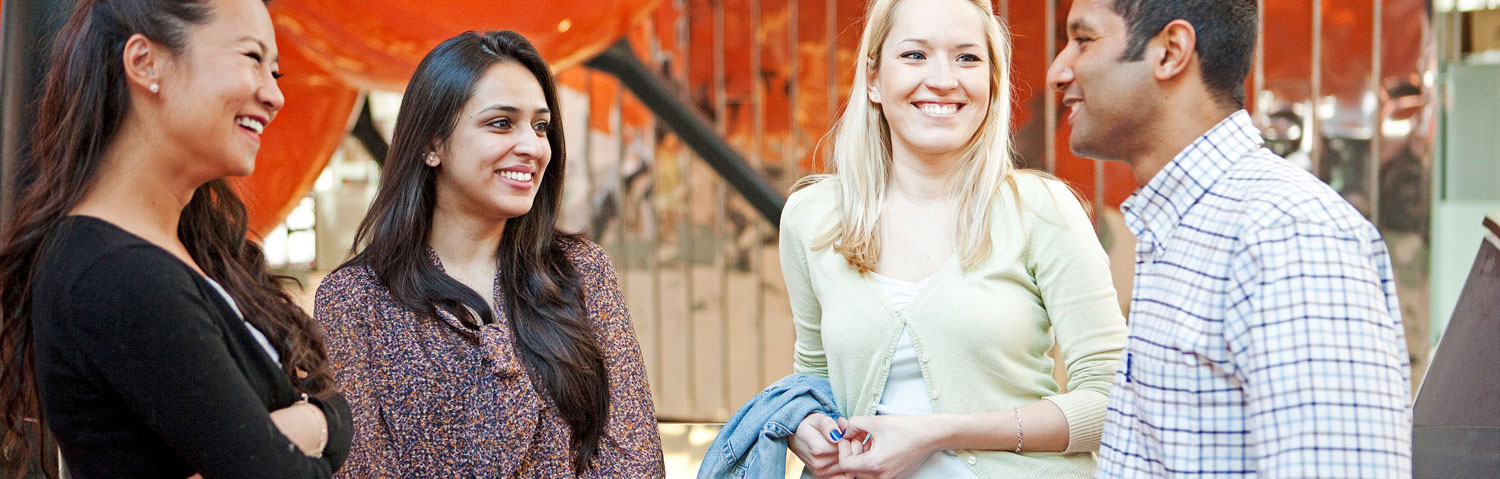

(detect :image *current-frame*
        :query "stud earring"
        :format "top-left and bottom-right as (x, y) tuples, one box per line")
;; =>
(149, 83), (160, 94)
(425, 153), (439, 167)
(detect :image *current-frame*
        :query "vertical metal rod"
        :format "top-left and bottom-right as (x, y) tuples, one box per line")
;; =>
(646, 17), (666, 402)
(680, 142), (697, 415)
(825, 0), (838, 172)
(1440, 0), (1456, 201)
(1311, 0), (1324, 179)
(1440, 1), (1452, 63)
(583, 73), (597, 238)
(1368, 0), (1383, 225)
(783, 0), (802, 390)
(711, 0), (731, 418)
(749, 0), (767, 389)
(676, 0), (697, 418)
(1432, 0), (1445, 202)
(1432, 4), (1446, 202)
(788, 0), (801, 181)
(1044, 0), (1058, 174)
(1254, 0), (1266, 123)
(1, 1), (18, 221)
(614, 87), (630, 296)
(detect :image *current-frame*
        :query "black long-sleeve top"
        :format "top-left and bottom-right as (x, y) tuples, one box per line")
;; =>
(29, 216), (351, 478)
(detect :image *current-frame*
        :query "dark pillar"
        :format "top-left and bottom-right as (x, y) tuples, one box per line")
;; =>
(1, 0), (73, 224)
(1, 2), (71, 476)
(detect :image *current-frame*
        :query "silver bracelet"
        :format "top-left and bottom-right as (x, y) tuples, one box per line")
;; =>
(1013, 407), (1024, 454)
(295, 393), (327, 458)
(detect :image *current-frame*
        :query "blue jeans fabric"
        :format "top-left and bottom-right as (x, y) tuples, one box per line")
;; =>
(696, 374), (842, 479)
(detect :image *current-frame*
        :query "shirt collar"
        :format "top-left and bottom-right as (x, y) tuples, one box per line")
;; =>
(1121, 110), (1263, 249)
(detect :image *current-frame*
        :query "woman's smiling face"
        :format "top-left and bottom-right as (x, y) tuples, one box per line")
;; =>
(868, 0), (992, 160)
(432, 61), (554, 222)
(155, 0), (285, 178)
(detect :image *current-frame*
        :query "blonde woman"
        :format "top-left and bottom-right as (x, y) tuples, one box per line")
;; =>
(779, 0), (1128, 477)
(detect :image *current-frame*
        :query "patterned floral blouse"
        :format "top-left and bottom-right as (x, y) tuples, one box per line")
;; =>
(314, 238), (664, 478)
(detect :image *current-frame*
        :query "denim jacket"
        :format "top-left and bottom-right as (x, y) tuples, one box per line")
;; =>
(696, 374), (842, 479)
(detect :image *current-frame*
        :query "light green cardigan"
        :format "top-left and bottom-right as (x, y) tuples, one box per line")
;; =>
(780, 173), (1128, 478)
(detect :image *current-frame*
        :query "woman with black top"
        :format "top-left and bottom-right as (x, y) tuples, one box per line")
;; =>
(0, 0), (351, 477)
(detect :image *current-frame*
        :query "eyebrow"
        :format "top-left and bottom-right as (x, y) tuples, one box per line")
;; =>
(1067, 19), (1099, 35)
(896, 38), (982, 49)
(477, 105), (552, 116)
(236, 35), (279, 64)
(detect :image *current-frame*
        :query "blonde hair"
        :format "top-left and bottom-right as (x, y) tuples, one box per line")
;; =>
(799, 0), (1016, 273)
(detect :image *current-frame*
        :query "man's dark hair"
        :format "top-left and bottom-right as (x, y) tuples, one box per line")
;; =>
(1111, 0), (1258, 108)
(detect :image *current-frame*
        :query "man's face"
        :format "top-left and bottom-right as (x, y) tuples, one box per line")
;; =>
(1046, 0), (1158, 162)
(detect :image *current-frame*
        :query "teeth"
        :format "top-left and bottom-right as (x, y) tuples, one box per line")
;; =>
(919, 103), (959, 116)
(499, 170), (533, 183)
(235, 117), (265, 134)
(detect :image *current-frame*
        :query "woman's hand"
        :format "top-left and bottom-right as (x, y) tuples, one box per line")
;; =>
(269, 401), (327, 457)
(788, 413), (850, 478)
(836, 415), (946, 479)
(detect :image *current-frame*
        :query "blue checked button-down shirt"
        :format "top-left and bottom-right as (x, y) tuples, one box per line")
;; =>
(1096, 111), (1412, 478)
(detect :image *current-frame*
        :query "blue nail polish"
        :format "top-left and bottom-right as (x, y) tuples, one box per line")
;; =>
(829, 429), (843, 442)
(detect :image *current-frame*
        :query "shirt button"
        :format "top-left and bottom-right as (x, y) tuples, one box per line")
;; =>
(930, 392), (940, 400)
(967, 456), (977, 465)
(919, 355), (929, 363)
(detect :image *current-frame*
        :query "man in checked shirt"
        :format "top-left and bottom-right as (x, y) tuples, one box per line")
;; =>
(1047, 1), (1413, 478)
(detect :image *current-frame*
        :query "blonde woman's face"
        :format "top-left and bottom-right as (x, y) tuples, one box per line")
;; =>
(868, 0), (991, 160)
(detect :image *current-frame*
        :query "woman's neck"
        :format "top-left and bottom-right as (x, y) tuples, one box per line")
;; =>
(887, 147), (961, 204)
(72, 123), (202, 248)
(428, 205), (506, 276)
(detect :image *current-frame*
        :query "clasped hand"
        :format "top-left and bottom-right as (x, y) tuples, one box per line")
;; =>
(788, 413), (945, 479)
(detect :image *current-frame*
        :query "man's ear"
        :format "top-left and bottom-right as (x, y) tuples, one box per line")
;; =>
(1151, 19), (1198, 82)
(121, 33), (166, 94)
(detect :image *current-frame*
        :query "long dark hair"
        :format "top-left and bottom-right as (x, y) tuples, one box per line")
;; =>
(344, 30), (609, 473)
(0, 1), (337, 476)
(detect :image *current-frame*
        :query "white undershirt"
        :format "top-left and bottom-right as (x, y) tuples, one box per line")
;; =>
(871, 273), (979, 479)
(202, 277), (281, 366)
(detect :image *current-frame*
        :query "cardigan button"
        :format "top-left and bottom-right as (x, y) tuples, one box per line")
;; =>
(966, 456), (977, 465)
(930, 392), (939, 400)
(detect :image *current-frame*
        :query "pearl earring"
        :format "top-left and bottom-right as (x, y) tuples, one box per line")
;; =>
(425, 153), (439, 166)
(149, 83), (160, 94)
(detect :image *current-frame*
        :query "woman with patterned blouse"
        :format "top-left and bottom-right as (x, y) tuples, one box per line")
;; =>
(314, 30), (664, 477)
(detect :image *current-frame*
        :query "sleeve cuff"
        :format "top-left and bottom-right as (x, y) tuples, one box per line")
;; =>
(310, 393), (353, 471)
(1042, 390), (1110, 453)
